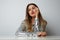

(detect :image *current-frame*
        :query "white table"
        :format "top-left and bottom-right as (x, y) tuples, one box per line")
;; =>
(0, 36), (60, 40)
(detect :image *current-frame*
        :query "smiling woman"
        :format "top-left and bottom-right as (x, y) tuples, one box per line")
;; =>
(15, 3), (47, 37)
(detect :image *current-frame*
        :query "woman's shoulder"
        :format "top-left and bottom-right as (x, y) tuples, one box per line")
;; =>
(21, 19), (27, 26)
(21, 19), (27, 23)
(41, 19), (47, 26)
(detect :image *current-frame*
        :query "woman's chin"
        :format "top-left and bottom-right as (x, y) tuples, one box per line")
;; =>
(30, 15), (36, 18)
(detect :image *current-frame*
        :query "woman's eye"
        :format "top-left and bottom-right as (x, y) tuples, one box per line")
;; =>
(28, 9), (31, 11)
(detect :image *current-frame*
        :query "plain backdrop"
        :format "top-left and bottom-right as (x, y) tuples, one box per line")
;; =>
(0, 0), (60, 36)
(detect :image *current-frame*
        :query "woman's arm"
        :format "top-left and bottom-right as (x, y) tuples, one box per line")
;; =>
(37, 20), (47, 37)
(15, 20), (26, 36)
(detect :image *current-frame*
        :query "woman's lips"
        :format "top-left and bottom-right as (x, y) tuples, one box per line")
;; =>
(32, 12), (35, 14)
(32, 13), (34, 14)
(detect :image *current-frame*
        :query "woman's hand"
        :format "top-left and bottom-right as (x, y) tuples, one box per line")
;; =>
(35, 8), (39, 18)
(37, 32), (47, 37)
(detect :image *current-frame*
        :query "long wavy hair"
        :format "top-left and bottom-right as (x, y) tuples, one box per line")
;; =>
(25, 3), (47, 32)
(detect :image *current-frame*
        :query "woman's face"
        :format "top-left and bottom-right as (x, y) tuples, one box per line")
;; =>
(28, 5), (39, 18)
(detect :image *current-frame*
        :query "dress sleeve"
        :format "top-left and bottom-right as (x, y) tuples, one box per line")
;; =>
(15, 20), (26, 36)
(38, 20), (47, 32)
(38, 25), (46, 32)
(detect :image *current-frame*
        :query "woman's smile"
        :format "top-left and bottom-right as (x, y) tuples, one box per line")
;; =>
(31, 11), (35, 15)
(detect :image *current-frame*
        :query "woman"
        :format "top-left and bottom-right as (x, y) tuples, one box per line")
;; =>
(15, 3), (47, 37)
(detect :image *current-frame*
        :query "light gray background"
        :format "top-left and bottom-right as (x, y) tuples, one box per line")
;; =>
(0, 0), (60, 36)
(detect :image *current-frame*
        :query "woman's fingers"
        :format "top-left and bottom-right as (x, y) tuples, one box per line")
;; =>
(41, 32), (47, 37)
(37, 32), (42, 37)
(35, 8), (39, 18)
(37, 32), (47, 37)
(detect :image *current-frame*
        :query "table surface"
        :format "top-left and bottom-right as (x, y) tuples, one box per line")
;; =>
(0, 36), (60, 40)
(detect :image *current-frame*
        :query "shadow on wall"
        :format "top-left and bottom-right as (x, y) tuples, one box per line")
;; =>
(46, 25), (55, 36)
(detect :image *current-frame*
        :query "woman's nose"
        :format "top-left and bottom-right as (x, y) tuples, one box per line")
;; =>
(31, 9), (33, 11)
